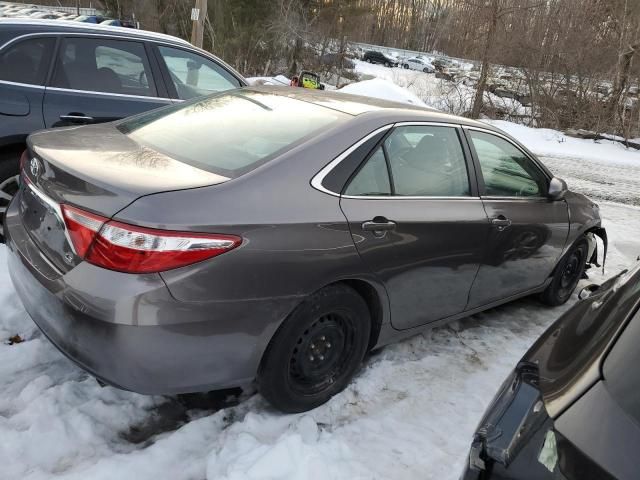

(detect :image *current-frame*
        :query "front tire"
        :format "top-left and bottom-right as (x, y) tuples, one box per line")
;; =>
(540, 238), (588, 306)
(258, 284), (371, 413)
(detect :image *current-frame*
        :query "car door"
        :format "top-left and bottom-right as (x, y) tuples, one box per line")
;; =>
(339, 123), (490, 329)
(464, 127), (569, 308)
(43, 36), (172, 128)
(0, 36), (55, 142)
(152, 44), (243, 101)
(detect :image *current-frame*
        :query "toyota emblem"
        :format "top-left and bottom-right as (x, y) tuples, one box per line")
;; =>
(30, 158), (40, 177)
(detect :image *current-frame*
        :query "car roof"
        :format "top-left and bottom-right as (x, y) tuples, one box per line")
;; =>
(0, 18), (191, 47)
(245, 85), (500, 130)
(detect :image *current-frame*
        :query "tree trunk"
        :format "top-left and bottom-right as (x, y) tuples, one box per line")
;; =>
(471, 0), (498, 119)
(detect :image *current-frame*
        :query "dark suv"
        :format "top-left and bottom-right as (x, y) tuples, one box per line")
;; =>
(0, 19), (246, 239)
(363, 50), (397, 67)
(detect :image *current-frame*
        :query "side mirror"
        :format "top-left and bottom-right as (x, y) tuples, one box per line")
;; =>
(548, 177), (568, 201)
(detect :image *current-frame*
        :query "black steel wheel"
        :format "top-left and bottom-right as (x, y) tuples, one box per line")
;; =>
(258, 284), (371, 413)
(540, 238), (588, 306)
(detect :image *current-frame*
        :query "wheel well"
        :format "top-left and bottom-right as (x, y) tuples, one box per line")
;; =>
(550, 233), (590, 278)
(337, 279), (383, 352)
(0, 142), (26, 161)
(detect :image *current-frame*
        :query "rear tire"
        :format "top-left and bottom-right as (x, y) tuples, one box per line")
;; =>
(384, 61), (390, 67)
(540, 238), (588, 306)
(0, 149), (22, 243)
(365, 58), (371, 63)
(258, 284), (371, 413)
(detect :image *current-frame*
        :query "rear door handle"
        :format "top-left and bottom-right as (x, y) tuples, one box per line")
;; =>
(60, 114), (94, 124)
(362, 218), (396, 232)
(491, 215), (512, 230)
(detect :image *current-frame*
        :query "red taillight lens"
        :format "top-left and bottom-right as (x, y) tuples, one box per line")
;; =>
(61, 205), (107, 258)
(61, 205), (241, 273)
(19, 150), (29, 171)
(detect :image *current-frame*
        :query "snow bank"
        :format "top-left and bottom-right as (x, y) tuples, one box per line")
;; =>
(338, 78), (428, 107)
(486, 120), (640, 166)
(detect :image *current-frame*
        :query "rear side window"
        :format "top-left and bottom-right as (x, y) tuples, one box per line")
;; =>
(157, 45), (240, 100)
(51, 37), (156, 96)
(0, 37), (55, 85)
(603, 309), (640, 427)
(344, 126), (470, 197)
(118, 91), (347, 178)
(344, 148), (391, 196)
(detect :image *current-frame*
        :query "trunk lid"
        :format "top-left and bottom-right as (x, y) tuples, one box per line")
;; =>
(19, 123), (229, 273)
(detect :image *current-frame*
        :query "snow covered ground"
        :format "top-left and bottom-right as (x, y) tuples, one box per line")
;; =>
(2, 69), (640, 480)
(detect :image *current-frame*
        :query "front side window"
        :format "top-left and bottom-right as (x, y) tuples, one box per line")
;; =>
(0, 37), (55, 85)
(51, 37), (156, 96)
(469, 130), (547, 197)
(157, 46), (240, 100)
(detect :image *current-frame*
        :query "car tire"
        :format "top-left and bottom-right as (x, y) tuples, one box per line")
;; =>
(540, 238), (589, 306)
(365, 58), (371, 63)
(422, 67), (429, 73)
(258, 284), (371, 413)
(0, 149), (22, 243)
(403, 64), (409, 69)
(384, 61), (390, 67)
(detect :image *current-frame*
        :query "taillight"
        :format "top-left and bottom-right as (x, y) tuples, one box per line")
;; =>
(19, 150), (29, 172)
(61, 205), (107, 258)
(61, 204), (241, 273)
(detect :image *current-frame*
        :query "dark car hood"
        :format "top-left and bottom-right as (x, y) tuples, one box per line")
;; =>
(523, 263), (640, 418)
(27, 122), (228, 216)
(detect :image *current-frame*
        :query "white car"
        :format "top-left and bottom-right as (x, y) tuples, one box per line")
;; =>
(402, 57), (435, 73)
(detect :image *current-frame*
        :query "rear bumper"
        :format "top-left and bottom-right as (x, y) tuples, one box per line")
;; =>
(5, 193), (298, 394)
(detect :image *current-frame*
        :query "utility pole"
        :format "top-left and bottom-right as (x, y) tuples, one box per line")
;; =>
(190, 0), (208, 49)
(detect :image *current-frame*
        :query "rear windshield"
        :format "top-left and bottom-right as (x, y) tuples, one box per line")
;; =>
(117, 90), (348, 178)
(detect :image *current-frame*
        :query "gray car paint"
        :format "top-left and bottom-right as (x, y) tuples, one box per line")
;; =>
(4, 87), (603, 395)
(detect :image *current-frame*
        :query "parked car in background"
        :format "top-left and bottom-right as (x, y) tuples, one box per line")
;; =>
(432, 57), (452, 71)
(28, 11), (63, 20)
(363, 50), (398, 67)
(402, 56), (435, 73)
(74, 15), (106, 23)
(0, 18), (246, 239)
(461, 263), (640, 480)
(100, 19), (135, 28)
(5, 87), (605, 413)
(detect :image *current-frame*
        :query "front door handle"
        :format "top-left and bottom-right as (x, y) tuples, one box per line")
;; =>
(491, 215), (512, 231)
(362, 218), (396, 232)
(60, 114), (94, 124)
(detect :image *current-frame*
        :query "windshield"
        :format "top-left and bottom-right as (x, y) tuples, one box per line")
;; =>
(117, 90), (348, 178)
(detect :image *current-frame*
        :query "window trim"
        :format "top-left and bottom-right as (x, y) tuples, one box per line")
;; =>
(462, 126), (552, 200)
(311, 121), (481, 200)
